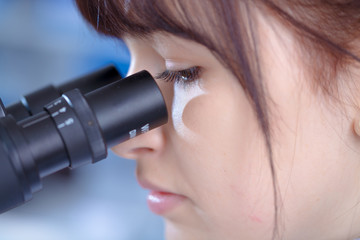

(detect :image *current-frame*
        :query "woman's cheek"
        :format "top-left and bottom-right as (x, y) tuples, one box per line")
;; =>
(174, 81), (248, 144)
(172, 85), (235, 145)
(171, 81), (207, 141)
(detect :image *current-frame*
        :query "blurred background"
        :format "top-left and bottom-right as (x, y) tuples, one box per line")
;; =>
(0, 0), (164, 239)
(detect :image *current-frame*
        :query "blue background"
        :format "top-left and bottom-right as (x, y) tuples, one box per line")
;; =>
(0, 0), (164, 239)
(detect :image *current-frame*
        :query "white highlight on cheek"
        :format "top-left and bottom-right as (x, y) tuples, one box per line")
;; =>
(172, 81), (207, 140)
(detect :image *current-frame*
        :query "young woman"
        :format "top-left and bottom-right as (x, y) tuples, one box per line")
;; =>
(76, 1), (360, 239)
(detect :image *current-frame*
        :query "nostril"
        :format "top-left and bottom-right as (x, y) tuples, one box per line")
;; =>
(129, 147), (155, 155)
(112, 147), (155, 160)
(111, 127), (165, 159)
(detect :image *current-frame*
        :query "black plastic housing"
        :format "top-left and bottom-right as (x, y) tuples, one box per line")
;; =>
(0, 70), (168, 213)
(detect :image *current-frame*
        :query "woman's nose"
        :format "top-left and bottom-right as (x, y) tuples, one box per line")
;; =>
(111, 125), (166, 160)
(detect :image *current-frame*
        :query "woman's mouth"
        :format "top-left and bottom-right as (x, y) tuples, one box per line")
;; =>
(137, 178), (187, 215)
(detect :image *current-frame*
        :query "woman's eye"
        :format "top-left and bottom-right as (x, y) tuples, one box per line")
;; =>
(156, 66), (201, 86)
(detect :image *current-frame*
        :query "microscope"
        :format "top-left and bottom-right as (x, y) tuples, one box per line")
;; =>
(0, 65), (168, 213)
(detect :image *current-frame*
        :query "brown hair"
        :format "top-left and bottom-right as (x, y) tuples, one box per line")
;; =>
(75, 0), (360, 238)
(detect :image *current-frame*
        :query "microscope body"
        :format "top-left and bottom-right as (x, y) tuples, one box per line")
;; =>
(0, 66), (168, 213)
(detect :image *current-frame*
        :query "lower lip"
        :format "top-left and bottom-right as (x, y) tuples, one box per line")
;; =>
(147, 191), (186, 215)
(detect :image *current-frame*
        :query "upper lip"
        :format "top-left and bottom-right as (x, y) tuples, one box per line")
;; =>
(137, 176), (189, 201)
(137, 176), (174, 193)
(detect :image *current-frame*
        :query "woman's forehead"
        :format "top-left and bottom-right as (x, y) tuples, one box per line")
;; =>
(124, 32), (204, 56)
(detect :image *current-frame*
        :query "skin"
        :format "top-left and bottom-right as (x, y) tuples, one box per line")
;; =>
(112, 10), (360, 240)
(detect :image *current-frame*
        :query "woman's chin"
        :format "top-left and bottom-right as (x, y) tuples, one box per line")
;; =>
(164, 221), (208, 240)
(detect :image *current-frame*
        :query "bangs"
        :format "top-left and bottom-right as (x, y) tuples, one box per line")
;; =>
(75, 0), (258, 91)
(76, 0), (227, 49)
(75, 0), (267, 134)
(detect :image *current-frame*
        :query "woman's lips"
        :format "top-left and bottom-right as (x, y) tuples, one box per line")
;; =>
(147, 191), (186, 215)
(137, 178), (186, 215)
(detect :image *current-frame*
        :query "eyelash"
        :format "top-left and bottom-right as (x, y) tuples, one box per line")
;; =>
(156, 66), (201, 85)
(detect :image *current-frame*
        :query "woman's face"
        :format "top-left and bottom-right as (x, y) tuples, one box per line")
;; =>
(112, 14), (360, 240)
